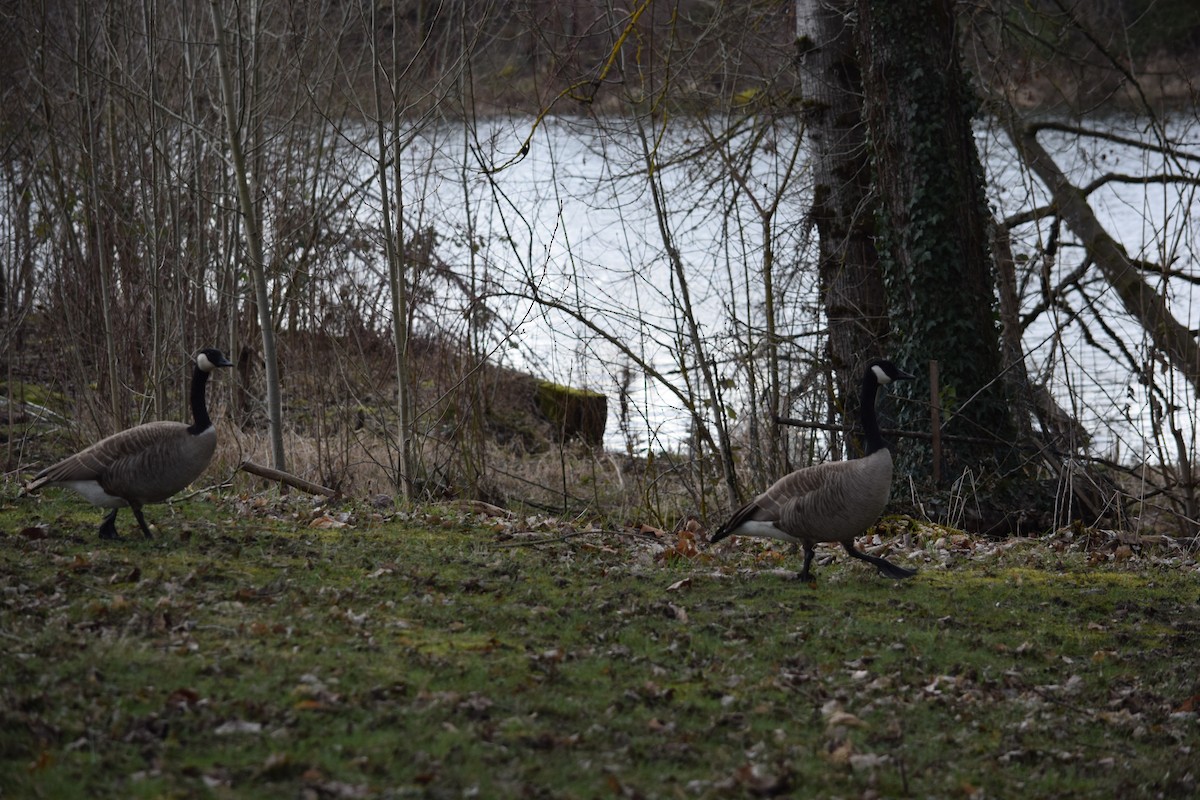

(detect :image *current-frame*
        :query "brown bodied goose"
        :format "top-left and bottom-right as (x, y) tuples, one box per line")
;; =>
(711, 358), (917, 581)
(26, 348), (234, 539)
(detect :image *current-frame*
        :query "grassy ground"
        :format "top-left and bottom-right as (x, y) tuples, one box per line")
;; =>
(1, 490), (1198, 799)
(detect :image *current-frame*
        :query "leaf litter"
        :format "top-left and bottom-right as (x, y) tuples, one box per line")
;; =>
(2, 491), (1199, 798)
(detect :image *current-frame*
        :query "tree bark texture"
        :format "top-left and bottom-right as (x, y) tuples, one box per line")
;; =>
(856, 0), (1015, 480)
(796, 0), (889, 459)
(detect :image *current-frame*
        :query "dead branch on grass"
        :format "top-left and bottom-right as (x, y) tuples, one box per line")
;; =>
(240, 460), (339, 498)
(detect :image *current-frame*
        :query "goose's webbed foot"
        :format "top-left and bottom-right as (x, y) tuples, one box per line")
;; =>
(842, 540), (916, 580)
(98, 509), (121, 540)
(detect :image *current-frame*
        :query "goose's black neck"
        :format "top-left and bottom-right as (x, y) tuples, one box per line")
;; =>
(187, 364), (214, 435)
(860, 369), (887, 455)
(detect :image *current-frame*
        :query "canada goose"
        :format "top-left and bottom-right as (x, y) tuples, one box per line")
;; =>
(26, 348), (234, 539)
(711, 359), (917, 581)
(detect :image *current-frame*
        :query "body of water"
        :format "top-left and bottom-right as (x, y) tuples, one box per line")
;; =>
(364, 114), (1198, 463)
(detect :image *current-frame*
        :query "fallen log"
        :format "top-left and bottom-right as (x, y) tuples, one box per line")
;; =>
(240, 460), (339, 498)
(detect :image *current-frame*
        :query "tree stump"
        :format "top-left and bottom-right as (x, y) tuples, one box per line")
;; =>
(535, 381), (607, 446)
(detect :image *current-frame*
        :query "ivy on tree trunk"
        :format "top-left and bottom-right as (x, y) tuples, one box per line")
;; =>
(856, 0), (1015, 481)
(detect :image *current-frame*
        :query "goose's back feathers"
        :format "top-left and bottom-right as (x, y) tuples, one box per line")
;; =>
(30, 421), (217, 506)
(714, 448), (894, 545)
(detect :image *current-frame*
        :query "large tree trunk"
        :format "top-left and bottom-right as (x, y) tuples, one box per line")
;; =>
(796, 0), (889, 459)
(855, 0), (1015, 481)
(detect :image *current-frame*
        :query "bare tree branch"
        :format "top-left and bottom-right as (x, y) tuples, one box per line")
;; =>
(1006, 119), (1200, 396)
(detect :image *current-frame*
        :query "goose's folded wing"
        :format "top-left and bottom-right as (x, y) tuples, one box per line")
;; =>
(711, 463), (832, 541)
(29, 422), (187, 487)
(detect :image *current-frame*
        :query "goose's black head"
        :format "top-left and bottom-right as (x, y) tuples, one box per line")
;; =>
(866, 359), (915, 386)
(196, 348), (235, 373)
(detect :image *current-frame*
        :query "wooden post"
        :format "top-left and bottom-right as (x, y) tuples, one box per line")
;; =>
(929, 360), (941, 485)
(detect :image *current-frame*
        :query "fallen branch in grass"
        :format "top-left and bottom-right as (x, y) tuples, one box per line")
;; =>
(240, 460), (339, 498)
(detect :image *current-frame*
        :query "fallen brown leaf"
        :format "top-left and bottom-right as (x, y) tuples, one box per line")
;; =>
(165, 688), (201, 711)
(1175, 694), (1200, 713)
(825, 710), (868, 731)
(825, 738), (855, 766)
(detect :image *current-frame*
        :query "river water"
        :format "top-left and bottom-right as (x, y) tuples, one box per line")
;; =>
(371, 114), (1198, 462)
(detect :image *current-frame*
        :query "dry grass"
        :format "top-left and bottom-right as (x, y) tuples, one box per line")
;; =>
(6, 327), (1197, 538)
(212, 424), (703, 529)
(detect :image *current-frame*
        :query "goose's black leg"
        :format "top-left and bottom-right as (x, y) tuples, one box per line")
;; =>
(130, 505), (154, 538)
(842, 540), (916, 579)
(98, 509), (121, 540)
(798, 542), (817, 582)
